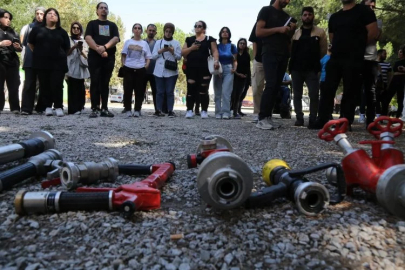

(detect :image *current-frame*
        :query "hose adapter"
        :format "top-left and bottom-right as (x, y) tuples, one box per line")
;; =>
(197, 152), (253, 210)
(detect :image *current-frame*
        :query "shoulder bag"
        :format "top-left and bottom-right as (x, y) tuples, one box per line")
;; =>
(207, 36), (222, 75)
(161, 40), (177, 71)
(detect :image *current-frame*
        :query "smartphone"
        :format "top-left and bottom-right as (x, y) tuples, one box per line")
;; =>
(164, 44), (169, 48)
(12, 37), (20, 44)
(77, 40), (83, 45)
(195, 40), (201, 45)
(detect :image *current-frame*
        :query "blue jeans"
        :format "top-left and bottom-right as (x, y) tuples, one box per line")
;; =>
(213, 64), (234, 116)
(155, 75), (178, 112)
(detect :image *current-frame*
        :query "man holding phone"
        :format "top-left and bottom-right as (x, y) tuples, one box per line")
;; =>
(255, 0), (296, 130)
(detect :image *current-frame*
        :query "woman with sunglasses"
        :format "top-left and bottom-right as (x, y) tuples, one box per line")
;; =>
(0, 9), (22, 114)
(231, 38), (250, 119)
(182, 20), (219, 119)
(121, 23), (152, 117)
(66, 22), (90, 115)
(28, 8), (70, 117)
(151, 23), (182, 118)
(213, 27), (237, 119)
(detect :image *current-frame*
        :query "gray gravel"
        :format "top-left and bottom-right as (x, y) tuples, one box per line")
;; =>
(0, 107), (405, 270)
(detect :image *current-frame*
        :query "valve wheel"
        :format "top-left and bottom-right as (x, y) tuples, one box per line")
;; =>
(368, 116), (403, 139)
(318, 118), (349, 142)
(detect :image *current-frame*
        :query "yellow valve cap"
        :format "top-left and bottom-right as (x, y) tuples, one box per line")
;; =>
(262, 159), (290, 186)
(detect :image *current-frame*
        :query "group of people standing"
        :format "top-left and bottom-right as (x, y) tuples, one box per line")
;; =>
(252, 0), (404, 131)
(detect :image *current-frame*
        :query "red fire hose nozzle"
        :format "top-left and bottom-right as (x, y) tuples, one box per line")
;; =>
(14, 162), (175, 217)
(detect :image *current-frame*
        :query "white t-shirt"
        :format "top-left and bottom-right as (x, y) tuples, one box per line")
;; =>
(121, 39), (152, 69)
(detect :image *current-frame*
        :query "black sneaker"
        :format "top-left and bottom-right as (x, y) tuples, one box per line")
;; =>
(89, 110), (98, 118)
(168, 111), (176, 118)
(154, 111), (165, 117)
(121, 109), (127, 114)
(294, 119), (304, 126)
(100, 109), (114, 117)
(239, 112), (246, 117)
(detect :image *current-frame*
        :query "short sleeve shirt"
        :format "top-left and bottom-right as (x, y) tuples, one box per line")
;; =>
(185, 35), (217, 68)
(217, 43), (237, 65)
(121, 39), (152, 69)
(85, 20), (120, 56)
(28, 26), (70, 71)
(329, 4), (376, 61)
(249, 22), (263, 63)
(257, 6), (291, 55)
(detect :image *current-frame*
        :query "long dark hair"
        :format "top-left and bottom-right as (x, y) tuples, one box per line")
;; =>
(237, 38), (248, 54)
(218, 27), (232, 43)
(0, 9), (13, 30)
(41, 8), (61, 28)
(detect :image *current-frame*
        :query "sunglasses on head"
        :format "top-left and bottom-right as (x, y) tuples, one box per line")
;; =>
(194, 25), (203, 29)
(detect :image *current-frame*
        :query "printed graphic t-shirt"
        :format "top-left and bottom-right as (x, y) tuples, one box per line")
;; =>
(85, 19), (120, 56)
(121, 39), (152, 69)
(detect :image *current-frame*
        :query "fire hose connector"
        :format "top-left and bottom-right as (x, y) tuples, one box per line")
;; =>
(294, 182), (330, 216)
(60, 158), (119, 190)
(197, 152), (253, 210)
(188, 135), (233, 168)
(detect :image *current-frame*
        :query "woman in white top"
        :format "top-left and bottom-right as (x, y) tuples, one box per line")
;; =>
(66, 21), (90, 115)
(121, 23), (152, 117)
(152, 23), (181, 117)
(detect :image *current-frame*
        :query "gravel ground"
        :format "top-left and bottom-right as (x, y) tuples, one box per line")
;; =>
(0, 107), (404, 270)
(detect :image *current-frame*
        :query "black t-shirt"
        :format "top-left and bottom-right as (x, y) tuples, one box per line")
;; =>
(0, 27), (20, 67)
(291, 28), (314, 71)
(248, 22), (262, 63)
(28, 26), (70, 71)
(236, 51), (251, 76)
(393, 59), (405, 73)
(185, 35), (217, 68)
(85, 20), (120, 56)
(329, 4), (376, 61)
(257, 6), (291, 55)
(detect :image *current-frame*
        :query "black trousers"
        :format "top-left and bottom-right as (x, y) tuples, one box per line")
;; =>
(381, 75), (405, 118)
(0, 62), (20, 112)
(259, 52), (289, 120)
(186, 66), (212, 112)
(360, 60), (378, 125)
(238, 78), (250, 113)
(143, 73), (159, 112)
(88, 55), (115, 110)
(37, 69), (65, 109)
(21, 67), (40, 113)
(317, 57), (363, 124)
(123, 66), (146, 111)
(67, 77), (85, 114)
(231, 76), (246, 115)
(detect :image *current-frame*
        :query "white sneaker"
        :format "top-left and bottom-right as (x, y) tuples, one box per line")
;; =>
(126, 111), (132, 117)
(201, 111), (208, 119)
(215, 114), (222, 119)
(185, 110), (194, 119)
(256, 117), (274, 130)
(358, 114), (365, 124)
(251, 114), (259, 123)
(55, 108), (64, 117)
(45, 107), (53, 116)
(133, 111), (140, 117)
(222, 115), (230, 120)
(73, 111), (81, 115)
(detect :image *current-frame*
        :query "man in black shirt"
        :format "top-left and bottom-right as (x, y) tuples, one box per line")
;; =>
(255, 0), (296, 130)
(289, 7), (327, 128)
(85, 2), (120, 118)
(313, 0), (378, 129)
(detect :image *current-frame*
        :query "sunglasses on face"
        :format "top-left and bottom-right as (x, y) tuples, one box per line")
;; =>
(194, 25), (203, 29)
(72, 27), (80, 30)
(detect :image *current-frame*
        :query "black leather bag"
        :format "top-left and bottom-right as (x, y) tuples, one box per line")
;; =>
(164, 59), (177, 71)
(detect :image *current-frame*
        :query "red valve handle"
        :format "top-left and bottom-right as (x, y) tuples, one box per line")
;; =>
(318, 118), (349, 142)
(368, 116), (403, 139)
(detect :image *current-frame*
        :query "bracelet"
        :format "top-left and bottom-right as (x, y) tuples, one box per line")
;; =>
(103, 45), (107, 50)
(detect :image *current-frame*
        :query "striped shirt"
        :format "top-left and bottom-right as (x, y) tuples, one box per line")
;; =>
(378, 61), (392, 84)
